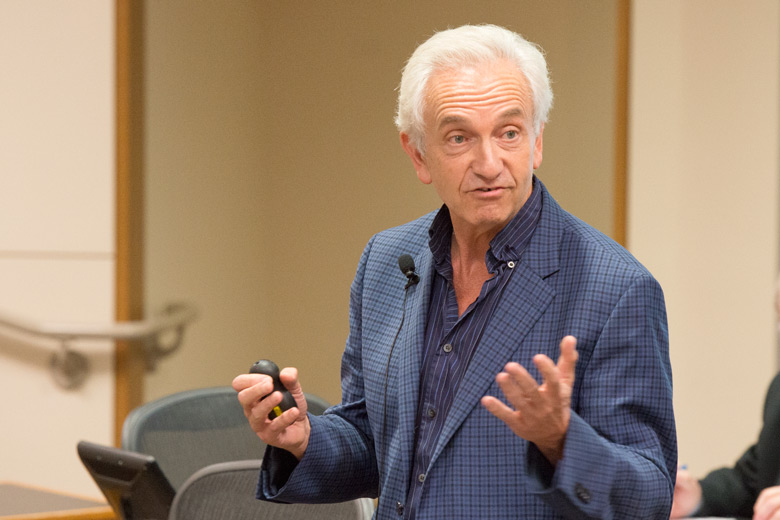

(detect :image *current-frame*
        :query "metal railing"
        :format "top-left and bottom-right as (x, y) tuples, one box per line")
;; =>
(0, 302), (198, 389)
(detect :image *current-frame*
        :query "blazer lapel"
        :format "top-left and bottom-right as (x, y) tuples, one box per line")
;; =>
(428, 185), (564, 466)
(393, 246), (434, 483)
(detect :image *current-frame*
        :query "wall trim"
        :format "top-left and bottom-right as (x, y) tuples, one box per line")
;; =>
(614, 0), (630, 246)
(115, 0), (145, 446)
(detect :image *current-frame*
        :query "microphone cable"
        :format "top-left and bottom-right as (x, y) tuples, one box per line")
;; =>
(378, 254), (420, 497)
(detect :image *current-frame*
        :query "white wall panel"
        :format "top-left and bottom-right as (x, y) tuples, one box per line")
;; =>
(0, 1), (114, 254)
(629, 0), (780, 476)
(0, 1), (115, 500)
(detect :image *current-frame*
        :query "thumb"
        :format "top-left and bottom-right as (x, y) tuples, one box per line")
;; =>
(279, 367), (308, 413)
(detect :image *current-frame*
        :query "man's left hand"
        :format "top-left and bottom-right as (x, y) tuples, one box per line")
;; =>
(481, 335), (578, 466)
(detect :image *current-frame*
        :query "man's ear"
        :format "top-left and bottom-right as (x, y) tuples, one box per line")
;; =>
(532, 124), (544, 170)
(400, 132), (432, 184)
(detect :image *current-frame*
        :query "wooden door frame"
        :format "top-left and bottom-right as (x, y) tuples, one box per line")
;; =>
(115, 0), (145, 446)
(614, 0), (630, 246)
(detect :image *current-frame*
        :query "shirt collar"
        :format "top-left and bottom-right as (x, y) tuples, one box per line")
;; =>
(428, 176), (543, 275)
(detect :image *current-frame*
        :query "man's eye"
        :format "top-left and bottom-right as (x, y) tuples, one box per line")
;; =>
(450, 135), (465, 144)
(505, 130), (518, 139)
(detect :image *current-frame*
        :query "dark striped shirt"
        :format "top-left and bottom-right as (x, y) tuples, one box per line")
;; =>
(405, 177), (543, 519)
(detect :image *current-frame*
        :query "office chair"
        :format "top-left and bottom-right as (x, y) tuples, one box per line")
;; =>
(121, 386), (330, 489)
(168, 460), (375, 520)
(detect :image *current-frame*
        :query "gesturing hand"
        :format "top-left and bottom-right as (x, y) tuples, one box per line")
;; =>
(232, 366), (311, 460)
(481, 335), (578, 465)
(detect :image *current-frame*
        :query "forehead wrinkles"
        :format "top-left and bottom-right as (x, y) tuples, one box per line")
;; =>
(425, 66), (533, 126)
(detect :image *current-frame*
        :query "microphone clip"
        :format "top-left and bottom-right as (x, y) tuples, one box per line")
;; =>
(398, 254), (420, 289)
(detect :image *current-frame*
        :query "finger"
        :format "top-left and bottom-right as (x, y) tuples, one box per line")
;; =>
(497, 363), (540, 407)
(266, 405), (303, 432)
(279, 366), (309, 413)
(249, 390), (284, 422)
(557, 335), (578, 384)
(279, 367), (300, 391)
(235, 375), (273, 408)
(533, 354), (560, 398)
(501, 362), (540, 395)
(481, 395), (518, 423)
(232, 373), (262, 393)
(280, 367), (305, 401)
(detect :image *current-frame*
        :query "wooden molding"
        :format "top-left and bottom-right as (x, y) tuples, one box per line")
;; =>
(614, 0), (630, 246)
(114, 0), (145, 447)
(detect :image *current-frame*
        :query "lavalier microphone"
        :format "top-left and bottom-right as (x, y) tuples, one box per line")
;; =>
(398, 254), (419, 288)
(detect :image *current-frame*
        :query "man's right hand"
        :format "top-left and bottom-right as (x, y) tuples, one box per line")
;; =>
(670, 466), (702, 518)
(232, 366), (311, 460)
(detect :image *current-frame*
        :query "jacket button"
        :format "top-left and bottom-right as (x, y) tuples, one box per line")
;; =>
(574, 482), (591, 503)
(396, 501), (404, 515)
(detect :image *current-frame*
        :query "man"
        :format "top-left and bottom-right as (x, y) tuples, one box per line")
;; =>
(671, 371), (780, 519)
(671, 276), (780, 520)
(234, 24), (676, 519)
(671, 278), (780, 520)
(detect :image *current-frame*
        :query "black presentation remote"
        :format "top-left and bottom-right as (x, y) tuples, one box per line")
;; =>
(249, 359), (297, 420)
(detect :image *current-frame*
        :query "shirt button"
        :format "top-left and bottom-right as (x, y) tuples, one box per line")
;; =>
(442, 343), (453, 353)
(507, 260), (516, 268)
(396, 501), (404, 515)
(418, 473), (426, 483)
(574, 482), (591, 503)
(427, 407), (436, 418)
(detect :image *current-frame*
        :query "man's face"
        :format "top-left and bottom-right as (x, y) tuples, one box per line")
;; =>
(401, 59), (543, 240)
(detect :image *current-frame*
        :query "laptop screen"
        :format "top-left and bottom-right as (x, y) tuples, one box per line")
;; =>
(77, 440), (175, 520)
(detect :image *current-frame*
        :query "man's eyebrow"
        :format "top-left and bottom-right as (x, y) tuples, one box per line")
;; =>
(438, 115), (466, 129)
(437, 108), (527, 130)
(499, 108), (525, 120)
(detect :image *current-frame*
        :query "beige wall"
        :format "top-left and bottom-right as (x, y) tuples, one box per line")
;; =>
(143, 0), (620, 406)
(629, 0), (780, 476)
(0, 1), (115, 499)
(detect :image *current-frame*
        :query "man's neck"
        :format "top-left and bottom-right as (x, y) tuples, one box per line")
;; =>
(450, 233), (493, 316)
(450, 230), (491, 270)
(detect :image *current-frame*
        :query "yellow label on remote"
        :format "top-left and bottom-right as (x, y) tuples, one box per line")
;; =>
(273, 406), (283, 417)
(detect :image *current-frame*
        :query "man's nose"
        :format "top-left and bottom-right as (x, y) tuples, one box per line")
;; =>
(472, 139), (502, 179)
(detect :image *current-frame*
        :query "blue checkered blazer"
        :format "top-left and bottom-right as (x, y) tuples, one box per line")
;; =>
(260, 182), (677, 519)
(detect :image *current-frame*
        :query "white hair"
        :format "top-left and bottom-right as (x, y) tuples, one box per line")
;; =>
(395, 24), (553, 153)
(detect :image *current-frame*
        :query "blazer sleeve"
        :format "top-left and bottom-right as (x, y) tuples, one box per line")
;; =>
(526, 273), (677, 519)
(257, 237), (380, 503)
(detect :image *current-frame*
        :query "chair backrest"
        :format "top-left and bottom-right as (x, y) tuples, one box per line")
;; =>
(121, 386), (330, 490)
(169, 460), (375, 520)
